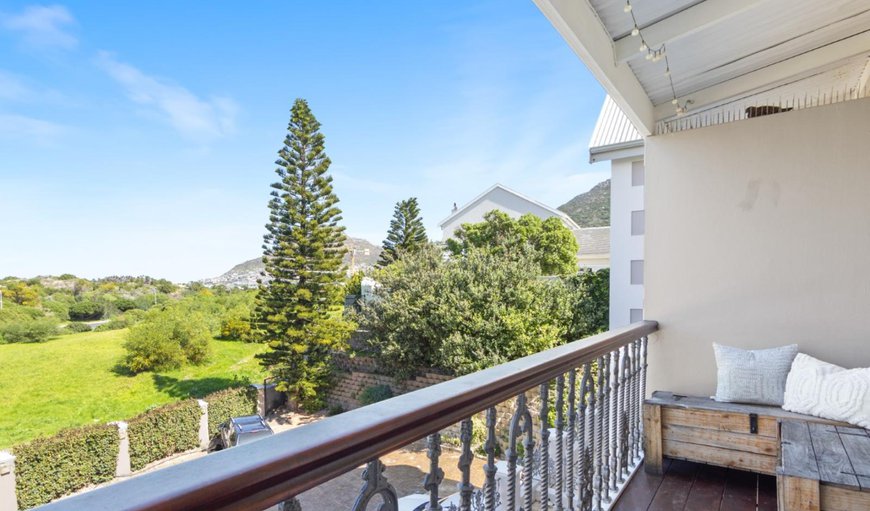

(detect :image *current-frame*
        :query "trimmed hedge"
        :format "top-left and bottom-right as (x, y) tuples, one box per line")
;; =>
(127, 400), (201, 471)
(13, 424), (119, 509)
(205, 386), (258, 437)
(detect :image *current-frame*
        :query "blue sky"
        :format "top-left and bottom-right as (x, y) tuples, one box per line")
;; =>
(0, 1), (607, 282)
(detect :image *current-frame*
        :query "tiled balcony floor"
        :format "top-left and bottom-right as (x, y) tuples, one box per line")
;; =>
(613, 459), (777, 511)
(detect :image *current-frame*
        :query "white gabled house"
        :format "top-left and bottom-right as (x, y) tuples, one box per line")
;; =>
(439, 183), (581, 241)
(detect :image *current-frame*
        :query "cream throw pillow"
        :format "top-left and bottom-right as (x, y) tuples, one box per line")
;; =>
(782, 354), (870, 429)
(713, 343), (798, 405)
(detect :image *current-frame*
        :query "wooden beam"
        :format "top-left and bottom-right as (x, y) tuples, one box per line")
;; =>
(643, 403), (663, 475)
(654, 30), (870, 120)
(533, 0), (655, 135)
(614, 0), (764, 64)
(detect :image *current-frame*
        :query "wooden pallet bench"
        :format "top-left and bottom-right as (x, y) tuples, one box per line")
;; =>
(778, 419), (870, 511)
(643, 391), (846, 477)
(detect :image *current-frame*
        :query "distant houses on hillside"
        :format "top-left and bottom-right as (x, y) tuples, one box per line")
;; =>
(439, 183), (610, 271)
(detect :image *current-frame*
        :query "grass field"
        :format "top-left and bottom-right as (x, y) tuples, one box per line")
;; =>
(0, 329), (268, 448)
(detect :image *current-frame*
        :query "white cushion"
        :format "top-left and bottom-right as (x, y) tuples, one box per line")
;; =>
(783, 354), (870, 429)
(713, 343), (798, 405)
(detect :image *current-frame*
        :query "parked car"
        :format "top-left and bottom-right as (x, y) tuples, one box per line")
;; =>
(208, 415), (273, 452)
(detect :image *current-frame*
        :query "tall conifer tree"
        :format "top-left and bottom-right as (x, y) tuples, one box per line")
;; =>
(378, 197), (428, 266)
(251, 99), (354, 409)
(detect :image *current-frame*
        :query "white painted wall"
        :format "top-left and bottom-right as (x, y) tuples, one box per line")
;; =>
(441, 187), (571, 241)
(645, 98), (870, 397)
(609, 157), (645, 329)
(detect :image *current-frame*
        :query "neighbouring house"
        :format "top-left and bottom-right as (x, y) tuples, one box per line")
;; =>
(439, 183), (580, 241)
(573, 226), (610, 270)
(589, 96), (644, 329)
(440, 183), (609, 271)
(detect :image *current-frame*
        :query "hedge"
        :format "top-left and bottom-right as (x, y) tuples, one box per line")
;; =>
(13, 423), (119, 509)
(205, 386), (258, 437)
(127, 400), (202, 471)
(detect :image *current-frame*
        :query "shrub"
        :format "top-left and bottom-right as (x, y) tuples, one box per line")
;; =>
(114, 298), (140, 312)
(362, 245), (569, 378)
(205, 386), (258, 436)
(122, 308), (211, 372)
(219, 305), (252, 341)
(358, 384), (393, 406)
(13, 424), (119, 509)
(0, 318), (58, 343)
(64, 322), (93, 333)
(127, 400), (202, 471)
(68, 300), (104, 321)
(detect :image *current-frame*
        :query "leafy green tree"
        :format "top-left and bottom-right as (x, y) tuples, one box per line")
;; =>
(554, 268), (610, 342)
(122, 307), (211, 372)
(250, 99), (355, 410)
(68, 301), (104, 321)
(3, 281), (40, 306)
(446, 210), (579, 275)
(378, 197), (428, 266)
(362, 244), (569, 378)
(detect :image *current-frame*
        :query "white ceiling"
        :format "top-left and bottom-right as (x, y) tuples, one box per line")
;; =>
(536, 0), (870, 133)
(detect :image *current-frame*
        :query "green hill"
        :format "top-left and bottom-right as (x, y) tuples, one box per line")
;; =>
(558, 179), (610, 227)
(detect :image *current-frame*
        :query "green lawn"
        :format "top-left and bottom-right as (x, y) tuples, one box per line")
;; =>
(0, 329), (268, 449)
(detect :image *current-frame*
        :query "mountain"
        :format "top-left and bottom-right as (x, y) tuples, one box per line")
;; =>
(201, 238), (382, 289)
(558, 179), (610, 227)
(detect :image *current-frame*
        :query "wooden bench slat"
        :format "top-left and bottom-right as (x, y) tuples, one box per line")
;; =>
(662, 407), (778, 438)
(662, 423), (778, 455)
(648, 391), (849, 426)
(809, 423), (860, 488)
(662, 439), (777, 475)
(820, 484), (870, 510)
(781, 420), (821, 480)
(835, 428), (870, 491)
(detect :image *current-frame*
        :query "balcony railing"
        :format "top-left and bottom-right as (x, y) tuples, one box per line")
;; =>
(37, 320), (658, 511)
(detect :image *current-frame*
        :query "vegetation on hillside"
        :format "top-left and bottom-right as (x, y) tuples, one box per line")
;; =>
(0, 274), (181, 344)
(558, 179), (610, 227)
(250, 99), (355, 411)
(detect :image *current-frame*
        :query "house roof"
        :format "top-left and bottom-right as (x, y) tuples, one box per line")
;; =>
(535, 0), (870, 135)
(589, 95), (644, 163)
(574, 226), (610, 256)
(439, 183), (581, 230)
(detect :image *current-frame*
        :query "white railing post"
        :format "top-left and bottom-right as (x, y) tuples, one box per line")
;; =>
(113, 422), (132, 478)
(198, 400), (210, 449)
(0, 451), (16, 511)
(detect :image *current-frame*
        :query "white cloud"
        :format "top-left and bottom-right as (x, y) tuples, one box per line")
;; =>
(0, 113), (66, 141)
(96, 52), (238, 141)
(0, 71), (31, 101)
(2, 5), (77, 50)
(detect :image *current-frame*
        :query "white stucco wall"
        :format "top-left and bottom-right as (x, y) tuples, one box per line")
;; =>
(609, 157), (645, 329)
(645, 98), (870, 398)
(440, 186), (570, 241)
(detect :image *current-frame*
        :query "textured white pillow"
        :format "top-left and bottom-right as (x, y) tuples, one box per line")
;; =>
(782, 354), (870, 428)
(713, 343), (798, 405)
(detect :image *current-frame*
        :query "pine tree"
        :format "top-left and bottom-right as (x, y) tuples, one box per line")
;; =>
(378, 197), (428, 266)
(251, 99), (355, 410)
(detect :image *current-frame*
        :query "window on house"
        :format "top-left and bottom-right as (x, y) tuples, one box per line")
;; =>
(630, 260), (644, 285)
(632, 161), (645, 186)
(630, 308), (644, 323)
(631, 210), (645, 236)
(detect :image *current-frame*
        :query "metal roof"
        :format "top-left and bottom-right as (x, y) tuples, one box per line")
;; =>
(589, 95), (643, 160)
(438, 183), (580, 230)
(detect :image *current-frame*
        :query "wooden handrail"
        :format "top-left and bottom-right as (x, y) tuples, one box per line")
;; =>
(37, 320), (657, 511)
